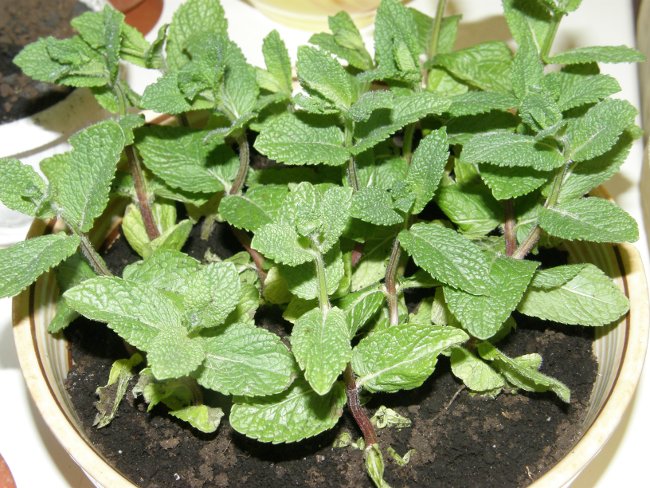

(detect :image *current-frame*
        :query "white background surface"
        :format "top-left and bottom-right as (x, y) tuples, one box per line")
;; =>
(0, 0), (648, 486)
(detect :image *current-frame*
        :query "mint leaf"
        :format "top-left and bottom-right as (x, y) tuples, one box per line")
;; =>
(539, 197), (638, 243)
(43, 121), (126, 232)
(353, 323), (468, 393)
(297, 46), (356, 110)
(450, 347), (504, 392)
(479, 165), (549, 200)
(123, 249), (200, 295)
(565, 98), (637, 162)
(0, 158), (51, 218)
(511, 37), (544, 102)
(94, 353), (143, 428)
(462, 132), (564, 171)
(254, 113), (349, 166)
(529, 264), (587, 289)
(136, 126), (238, 193)
(165, 0), (227, 71)
(435, 42), (513, 93)
(308, 11), (372, 71)
(548, 46), (645, 65)
(220, 185), (288, 232)
(444, 257), (539, 340)
(503, 0), (553, 55)
(399, 223), (490, 295)
(49, 253), (97, 333)
(447, 92), (517, 117)
(252, 222), (314, 266)
(148, 326), (205, 379)
(72, 6), (123, 81)
(144, 219), (193, 258)
(517, 263), (629, 326)
(259, 30), (292, 96)
(195, 322), (297, 396)
(140, 73), (193, 114)
(478, 343), (570, 402)
(0, 234), (81, 298)
(220, 40), (259, 120)
(121, 201), (177, 257)
(348, 91), (394, 122)
(63, 277), (185, 352)
(351, 232), (395, 291)
(230, 379), (347, 443)
(280, 246), (344, 300)
(372, 0), (420, 81)
(318, 186), (353, 252)
(544, 72), (621, 112)
(350, 187), (403, 226)
(405, 128), (449, 214)
(336, 285), (384, 338)
(183, 262), (241, 330)
(291, 307), (351, 395)
(169, 405), (224, 434)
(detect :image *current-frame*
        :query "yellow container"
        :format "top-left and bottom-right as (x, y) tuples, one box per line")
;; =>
(247, 0), (386, 30)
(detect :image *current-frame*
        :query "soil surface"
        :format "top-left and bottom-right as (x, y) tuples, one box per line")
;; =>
(65, 224), (598, 488)
(0, 0), (89, 123)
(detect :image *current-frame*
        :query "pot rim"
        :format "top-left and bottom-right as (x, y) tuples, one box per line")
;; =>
(12, 204), (650, 488)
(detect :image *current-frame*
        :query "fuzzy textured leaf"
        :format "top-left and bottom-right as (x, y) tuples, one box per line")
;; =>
(220, 185), (288, 232)
(548, 46), (645, 65)
(405, 128), (449, 214)
(0, 158), (50, 217)
(297, 46), (356, 110)
(252, 223), (314, 266)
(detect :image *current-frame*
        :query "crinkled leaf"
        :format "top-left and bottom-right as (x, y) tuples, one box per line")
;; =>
(230, 379), (347, 443)
(503, 0), (553, 55)
(518, 263), (629, 326)
(371, 405), (411, 430)
(252, 222), (314, 266)
(147, 327), (205, 379)
(479, 165), (549, 200)
(348, 91), (394, 122)
(450, 347), (504, 392)
(444, 257), (539, 340)
(399, 223), (490, 295)
(43, 121), (126, 232)
(291, 307), (351, 395)
(220, 40), (259, 119)
(140, 72), (193, 114)
(372, 0), (420, 81)
(123, 249), (200, 295)
(351, 232), (395, 291)
(169, 405), (224, 434)
(121, 201), (177, 257)
(49, 253), (97, 333)
(354, 323), (468, 393)
(254, 112), (348, 166)
(539, 197), (638, 243)
(0, 158), (51, 218)
(405, 128), (449, 214)
(143, 219), (193, 258)
(351, 187), (402, 226)
(548, 46), (645, 65)
(447, 92), (517, 117)
(462, 132), (564, 171)
(529, 264), (587, 289)
(195, 322), (297, 396)
(259, 30), (292, 96)
(566, 98), (637, 162)
(0, 234), (80, 298)
(220, 185), (288, 232)
(280, 246), (344, 301)
(544, 72), (621, 112)
(297, 46), (356, 110)
(336, 286), (384, 338)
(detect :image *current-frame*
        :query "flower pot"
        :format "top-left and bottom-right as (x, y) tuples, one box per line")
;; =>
(12, 187), (649, 488)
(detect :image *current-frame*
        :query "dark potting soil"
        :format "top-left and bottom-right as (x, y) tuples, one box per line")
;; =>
(0, 0), (89, 123)
(64, 223), (598, 488)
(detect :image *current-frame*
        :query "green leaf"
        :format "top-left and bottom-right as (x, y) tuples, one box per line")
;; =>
(220, 185), (288, 232)
(136, 126), (238, 193)
(260, 30), (292, 96)
(0, 158), (51, 218)
(72, 6), (123, 81)
(444, 257), (539, 340)
(123, 249), (200, 295)
(411, 10), (460, 56)
(462, 132), (564, 171)
(479, 165), (549, 200)
(447, 92), (517, 117)
(539, 197), (638, 243)
(121, 201), (177, 257)
(140, 72), (193, 114)
(399, 223), (490, 295)
(297, 46), (356, 110)
(544, 72), (621, 112)
(511, 37), (544, 102)
(169, 405), (224, 434)
(254, 112), (349, 166)
(529, 264), (587, 289)
(540, 0), (582, 14)
(133, 368), (198, 411)
(252, 222), (314, 266)
(518, 263), (629, 326)
(435, 42), (513, 93)
(350, 188), (402, 226)
(450, 347), (504, 392)
(230, 379), (347, 443)
(220, 40), (259, 119)
(120, 22), (157, 68)
(405, 128), (449, 214)
(144, 219), (192, 258)
(183, 262), (241, 330)
(370, 405), (411, 430)
(336, 286), (384, 338)
(166, 0), (227, 71)
(280, 246), (344, 300)
(291, 307), (351, 395)
(63, 277), (184, 352)
(318, 186), (353, 252)
(365, 444), (390, 488)
(503, 0), (553, 55)
(94, 353), (143, 428)
(147, 327), (205, 379)
(566, 99), (637, 162)
(351, 232), (395, 291)
(308, 11), (372, 71)
(548, 46), (645, 65)
(372, 0), (420, 81)
(195, 322), (297, 396)
(0, 234), (80, 299)
(478, 343), (570, 402)
(353, 323), (468, 393)
(348, 91), (394, 123)
(43, 121), (126, 232)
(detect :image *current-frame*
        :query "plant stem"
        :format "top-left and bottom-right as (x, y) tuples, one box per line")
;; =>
(503, 199), (516, 257)
(344, 119), (360, 191)
(344, 364), (378, 446)
(402, 124), (416, 165)
(427, 0), (448, 60)
(512, 163), (569, 259)
(313, 248), (331, 313)
(541, 12), (564, 61)
(126, 146), (160, 241)
(384, 238), (402, 326)
(230, 133), (250, 195)
(78, 232), (112, 276)
(232, 228), (268, 284)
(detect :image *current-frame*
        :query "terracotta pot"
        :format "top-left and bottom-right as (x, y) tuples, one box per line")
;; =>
(109, 0), (164, 35)
(12, 187), (649, 488)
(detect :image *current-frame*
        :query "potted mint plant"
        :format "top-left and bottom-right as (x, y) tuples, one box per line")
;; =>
(3, 0), (648, 486)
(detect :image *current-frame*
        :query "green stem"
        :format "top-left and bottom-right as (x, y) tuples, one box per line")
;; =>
(313, 248), (331, 313)
(541, 12), (564, 61)
(402, 124), (416, 165)
(344, 120), (360, 191)
(427, 0), (448, 60)
(78, 232), (112, 277)
(230, 133), (250, 195)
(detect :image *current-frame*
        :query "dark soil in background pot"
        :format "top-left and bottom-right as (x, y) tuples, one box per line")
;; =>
(64, 221), (598, 488)
(0, 0), (89, 124)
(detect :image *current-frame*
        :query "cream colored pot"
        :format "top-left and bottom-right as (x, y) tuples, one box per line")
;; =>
(12, 189), (649, 488)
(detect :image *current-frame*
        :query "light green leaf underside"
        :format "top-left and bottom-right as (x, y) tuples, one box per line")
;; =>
(351, 187), (402, 226)
(169, 405), (224, 434)
(220, 185), (289, 232)
(280, 246), (344, 300)
(230, 379), (347, 443)
(122, 249), (201, 295)
(252, 222), (314, 266)
(548, 46), (645, 65)
(0, 158), (50, 217)
(450, 347), (505, 392)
